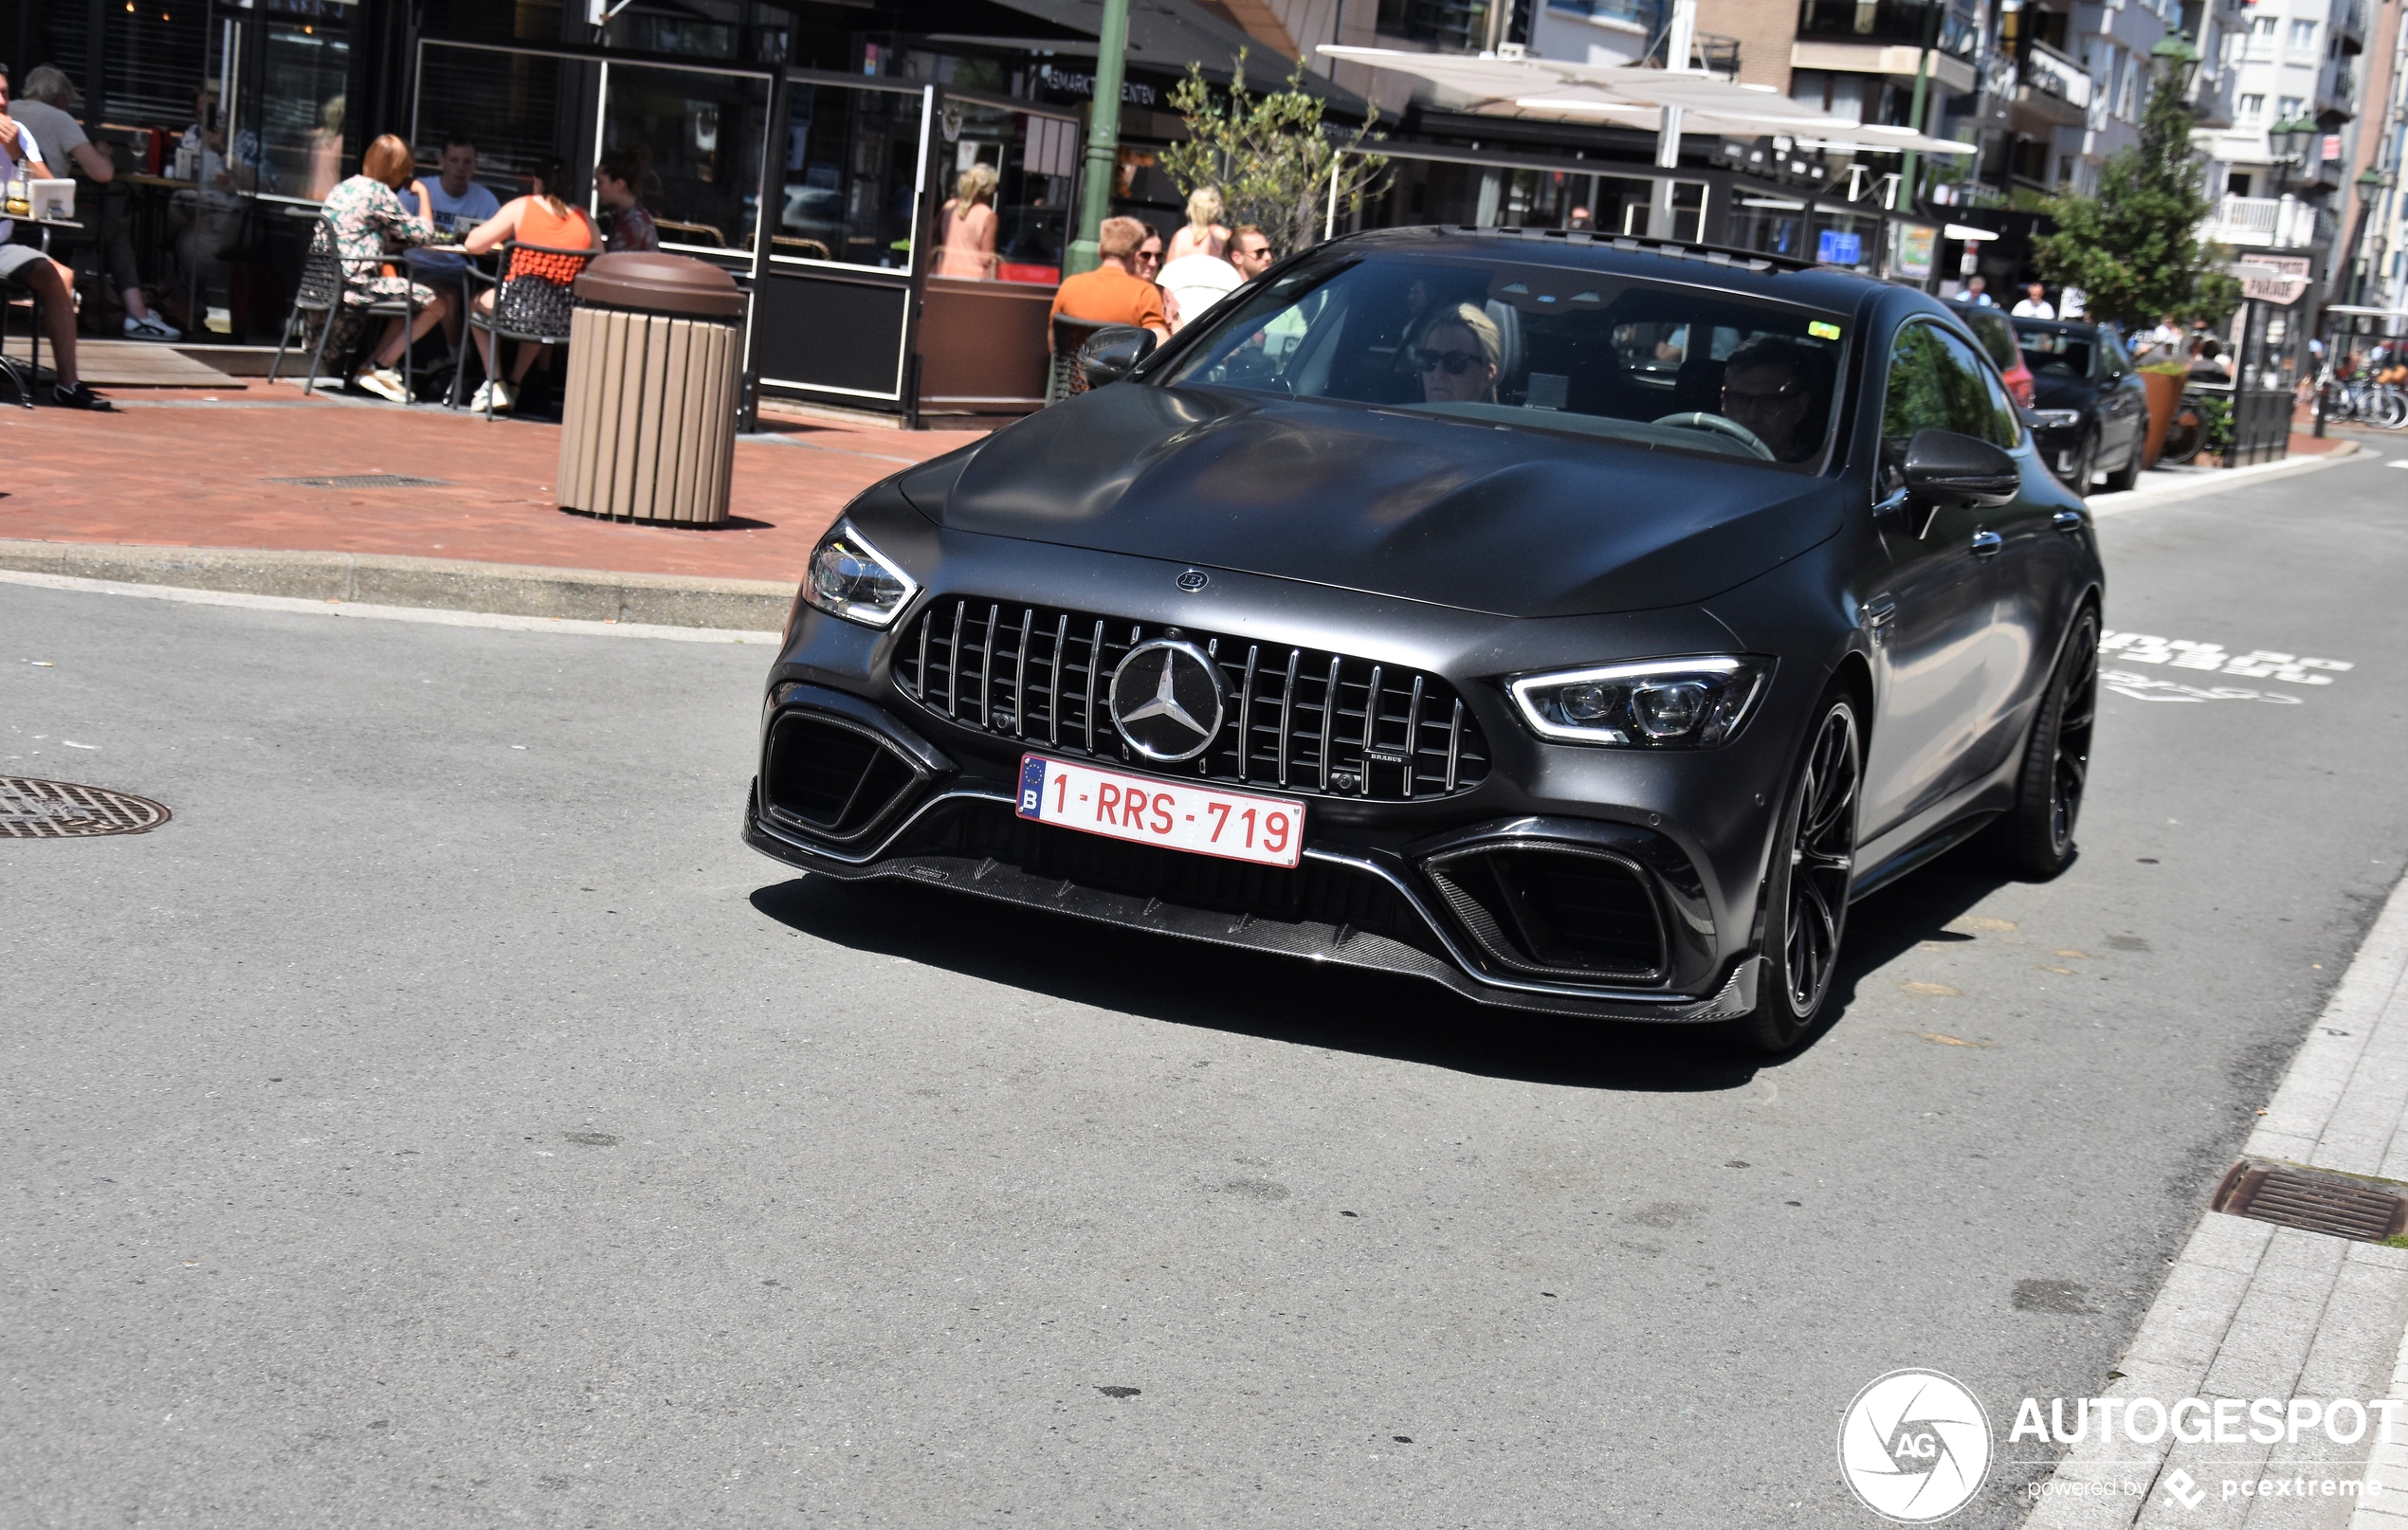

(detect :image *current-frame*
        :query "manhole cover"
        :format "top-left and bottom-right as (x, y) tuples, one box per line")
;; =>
(2214, 1159), (2408, 1242)
(0, 777), (173, 838)
(265, 474), (452, 489)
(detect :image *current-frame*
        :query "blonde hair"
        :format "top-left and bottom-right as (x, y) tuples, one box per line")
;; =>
(1185, 186), (1224, 229)
(360, 134), (415, 190)
(1423, 302), (1501, 370)
(1099, 215), (1150, 260)
(956, 162), (998, 206)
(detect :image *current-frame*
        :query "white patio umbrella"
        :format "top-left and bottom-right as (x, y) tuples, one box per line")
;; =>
(1318, 46), (1978, 158)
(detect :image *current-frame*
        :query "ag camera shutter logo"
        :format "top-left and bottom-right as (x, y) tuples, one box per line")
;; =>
(1838, 1369), (1992, 1522)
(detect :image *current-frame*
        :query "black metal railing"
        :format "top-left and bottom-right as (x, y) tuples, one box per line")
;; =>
(892, 596), (1491, 803)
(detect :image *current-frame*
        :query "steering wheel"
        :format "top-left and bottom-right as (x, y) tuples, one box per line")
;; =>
(1651, 411), (1776, 461)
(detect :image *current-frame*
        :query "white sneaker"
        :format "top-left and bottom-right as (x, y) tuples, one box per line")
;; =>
(469, 378), (516, 414)
(123, 313), (182, 342)
(354, 366), (410, 405)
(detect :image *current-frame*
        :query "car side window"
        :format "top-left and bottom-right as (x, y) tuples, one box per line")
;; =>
(2101, 334), (2132, 379)
(1881, 320), (2014, 483)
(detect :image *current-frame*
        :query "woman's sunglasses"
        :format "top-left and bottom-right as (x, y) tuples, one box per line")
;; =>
(1416, 349), (1483, 375)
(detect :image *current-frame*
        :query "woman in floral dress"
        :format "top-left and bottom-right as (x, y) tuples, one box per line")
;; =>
(319, 134), (453, 403)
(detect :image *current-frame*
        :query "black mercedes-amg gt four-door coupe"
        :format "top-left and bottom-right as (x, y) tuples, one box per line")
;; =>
(745, 228), (2103, 1051)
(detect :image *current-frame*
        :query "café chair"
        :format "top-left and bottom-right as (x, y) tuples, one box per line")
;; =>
(267, 215), (428, 400)
(0, 268), (44, 408)
(1048, 314), (1110, 405)
(447, 238), (602, 420)
(771, 235), (831, 261)
(653, 217), (724, 248)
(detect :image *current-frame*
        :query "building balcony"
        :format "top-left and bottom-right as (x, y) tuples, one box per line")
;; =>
(2337, 0), (2366, 54)
(2011, 39), (2092, 131)
(2187, 64), (2238, 130)
(1796, 0), (1981, 59)
(2317, 60), (2355, 118)
(2205, 192), (2326, 248)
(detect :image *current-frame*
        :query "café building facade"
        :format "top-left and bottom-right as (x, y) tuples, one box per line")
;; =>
(13, 0), (1947, 423)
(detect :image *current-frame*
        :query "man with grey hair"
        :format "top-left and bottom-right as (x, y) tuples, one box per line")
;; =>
(0, 63), (108, 406)
(14, 63), (178, 341)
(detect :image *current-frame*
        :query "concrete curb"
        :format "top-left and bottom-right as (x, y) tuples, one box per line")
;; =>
(0, 539), (796, 633)
(2087, 442), (2368, 519)
(2022, 865), (2408, 1527)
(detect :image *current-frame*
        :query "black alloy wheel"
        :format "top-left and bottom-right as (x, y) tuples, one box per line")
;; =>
(1988, 609), (2099, 877)
(1731, 697), (1861, 1054)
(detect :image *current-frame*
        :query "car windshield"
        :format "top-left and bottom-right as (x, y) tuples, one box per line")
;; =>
(2013, 323), (2092, 379)
(1164, 253), (1850, 471)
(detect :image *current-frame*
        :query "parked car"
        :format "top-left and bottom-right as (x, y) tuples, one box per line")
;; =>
(1945, 299), (2034, 408)
(747, 229), (2103, 1052)
(2010, 316), (2148, 494)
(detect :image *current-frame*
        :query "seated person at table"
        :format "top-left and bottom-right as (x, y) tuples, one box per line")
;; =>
(320, 133), (453, 405)
(460, 156), (599, 414)
(0, 65), (107, 408)
(594, 150), (658, 254)
(408, 132), (502, 348)
(13, 64), (177, 341)
(1049, 215), (1166, 341)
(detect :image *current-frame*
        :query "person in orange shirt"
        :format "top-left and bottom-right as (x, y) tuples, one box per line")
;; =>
(1049, 215), (1168, 340)
(461, 155), (600, 414)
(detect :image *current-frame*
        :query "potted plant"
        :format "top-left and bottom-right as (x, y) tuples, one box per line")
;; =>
(2139, 360), (2190, 467)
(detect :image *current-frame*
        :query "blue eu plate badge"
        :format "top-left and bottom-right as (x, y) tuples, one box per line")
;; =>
(1017, 756), (1048, 818)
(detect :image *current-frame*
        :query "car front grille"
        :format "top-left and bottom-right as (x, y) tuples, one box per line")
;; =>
(891, 596), (1491, 802)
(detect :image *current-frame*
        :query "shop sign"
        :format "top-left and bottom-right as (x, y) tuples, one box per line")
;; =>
(2232, 254), (2311, 305)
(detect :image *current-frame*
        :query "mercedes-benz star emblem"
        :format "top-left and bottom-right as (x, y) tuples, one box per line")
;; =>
(1176, 569), (1210, 592)
(1108, 639), (1228, 763)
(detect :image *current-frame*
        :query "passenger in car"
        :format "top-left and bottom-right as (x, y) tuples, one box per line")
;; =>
(1719, 336), (1834, 463)
(1415, 303), (1502, 404)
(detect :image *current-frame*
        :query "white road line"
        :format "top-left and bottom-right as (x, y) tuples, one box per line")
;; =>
(2086, 445), (2368, 517)
(0, 568), (783, 644)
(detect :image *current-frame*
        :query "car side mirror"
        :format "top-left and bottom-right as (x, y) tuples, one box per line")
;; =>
(1078, 325), (1158, 389)
(1901, 428), (2021, 512)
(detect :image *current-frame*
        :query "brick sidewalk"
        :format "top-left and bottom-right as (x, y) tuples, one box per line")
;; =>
(0, 385), (983, 585)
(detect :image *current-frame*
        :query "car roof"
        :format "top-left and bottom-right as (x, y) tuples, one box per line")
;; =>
(1321, 225), (1888, 316)
(2007, 315), (2102, 337)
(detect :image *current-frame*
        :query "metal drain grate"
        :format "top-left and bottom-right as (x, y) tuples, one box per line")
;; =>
(2214, 1159), (2408, 1242)
(0, 777), (173, 838)
(265, 474), (453, 489)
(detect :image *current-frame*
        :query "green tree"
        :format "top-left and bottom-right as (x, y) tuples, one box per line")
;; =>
(2033, 50), (2239, 326)
(1158, 53), (1389, 256)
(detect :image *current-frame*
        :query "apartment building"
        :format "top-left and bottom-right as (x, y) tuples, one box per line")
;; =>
(2198, 0), (2373, 261)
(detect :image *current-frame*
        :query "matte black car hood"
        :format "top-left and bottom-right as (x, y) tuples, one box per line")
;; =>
(906, 383), (1843, 619)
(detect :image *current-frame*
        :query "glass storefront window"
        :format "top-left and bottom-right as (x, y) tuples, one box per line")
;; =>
(599, 64), (773, 255)
(773, 82), (929, 270)
(255, 9), (352, 201)
(413, 44), (584, 190)
(931, 98), (1075, 283)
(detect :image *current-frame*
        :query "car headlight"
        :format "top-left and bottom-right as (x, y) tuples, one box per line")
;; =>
(802, 519), (919, 628)
(2026, 409), (2083, 431)
(1507, 657), (1773, 748)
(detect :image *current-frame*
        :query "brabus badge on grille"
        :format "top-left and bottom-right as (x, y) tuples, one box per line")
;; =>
(1176, 569), (1210, 592)
(1108, 639), (1227, 763)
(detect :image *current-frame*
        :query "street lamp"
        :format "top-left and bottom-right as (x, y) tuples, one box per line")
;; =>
(2149, 35), (2201, 93)
(2269, 118), (2318, 170)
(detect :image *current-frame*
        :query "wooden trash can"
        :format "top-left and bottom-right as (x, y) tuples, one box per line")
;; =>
(556, 253), (749, 524)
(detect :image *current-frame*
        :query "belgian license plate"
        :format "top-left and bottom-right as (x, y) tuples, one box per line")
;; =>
(1016, 755), (1305, 868)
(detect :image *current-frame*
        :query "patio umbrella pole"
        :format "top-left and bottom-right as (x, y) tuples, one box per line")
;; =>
(1647, 0), (1694, 238)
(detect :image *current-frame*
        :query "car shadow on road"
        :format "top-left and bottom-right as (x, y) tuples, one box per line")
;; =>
(751, 876), (1763, 1093)
(752, 846), (2024, 1091)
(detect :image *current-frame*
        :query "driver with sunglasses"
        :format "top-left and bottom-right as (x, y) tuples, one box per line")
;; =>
(1717, 336), (1830, 463)
(1416, 302), (1503, 404)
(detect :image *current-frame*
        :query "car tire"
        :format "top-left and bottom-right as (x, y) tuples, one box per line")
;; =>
(2100, 433), (2142, 492)
(2056, 430), (2096, 494)
(1728, 694), (1862, 1054)
(1986, 608), (2100, 879)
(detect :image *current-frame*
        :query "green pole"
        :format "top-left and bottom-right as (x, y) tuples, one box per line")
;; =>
(1066, 0), (1132, 278)
(1899, 0), (1941, 211)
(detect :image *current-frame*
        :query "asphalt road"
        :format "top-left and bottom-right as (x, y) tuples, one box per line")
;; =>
(6, 445), (2406, 1528)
